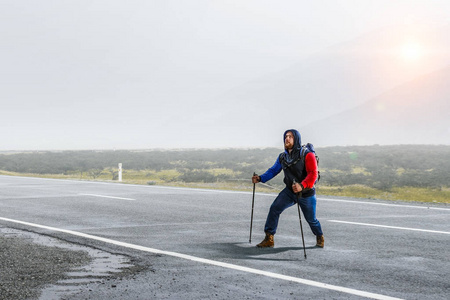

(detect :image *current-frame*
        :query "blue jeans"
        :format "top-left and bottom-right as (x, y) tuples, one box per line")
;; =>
(264, 188), (323, 236)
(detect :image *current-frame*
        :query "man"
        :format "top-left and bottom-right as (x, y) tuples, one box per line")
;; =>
(251, 129), (324, 248)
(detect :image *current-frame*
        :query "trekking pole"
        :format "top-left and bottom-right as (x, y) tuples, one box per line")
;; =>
(293, 179), (307, 259)
(249, 172), (256, 243)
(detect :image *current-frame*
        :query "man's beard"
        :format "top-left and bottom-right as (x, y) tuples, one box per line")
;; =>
(285, 142), (293, 150)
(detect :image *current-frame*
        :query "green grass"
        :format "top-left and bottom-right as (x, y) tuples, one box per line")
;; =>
(1, 170), (448, 204)
(317, 185), (450, 203)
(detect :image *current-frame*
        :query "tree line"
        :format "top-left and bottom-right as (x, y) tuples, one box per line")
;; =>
(0, 145), (448, 190)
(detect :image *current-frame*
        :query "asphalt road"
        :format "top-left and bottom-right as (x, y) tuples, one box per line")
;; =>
(0, 175), (449, 299)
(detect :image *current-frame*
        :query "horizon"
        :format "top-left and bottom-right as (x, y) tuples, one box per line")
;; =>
(2, 143), (449, 154)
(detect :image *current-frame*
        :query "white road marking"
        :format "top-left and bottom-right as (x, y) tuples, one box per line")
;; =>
(318, 198), (450, 211)
(329, 220), (450, 235)
(0, 216), (403, 300)
(79, 194), (135, 201)
(2, 175), (448, 212)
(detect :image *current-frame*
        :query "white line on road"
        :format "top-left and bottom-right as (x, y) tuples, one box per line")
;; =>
(0, 216), (403, 300)
(328, 220), (450, 235)
(2, 175), (448, 212)
(79, 194), (135, 201)
(318, 198), (450, 211)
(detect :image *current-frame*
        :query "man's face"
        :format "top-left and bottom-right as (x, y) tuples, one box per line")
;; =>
(284, 131), (294, 150)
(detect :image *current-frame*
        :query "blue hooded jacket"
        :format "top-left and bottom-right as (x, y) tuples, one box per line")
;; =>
(259, 129), (314, 195)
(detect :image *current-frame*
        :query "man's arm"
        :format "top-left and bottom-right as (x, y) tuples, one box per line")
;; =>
(301, 152), (318, 189)
(253, 157), (282, 183)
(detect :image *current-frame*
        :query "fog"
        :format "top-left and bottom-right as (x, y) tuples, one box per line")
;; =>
(2, 0), (449, 150)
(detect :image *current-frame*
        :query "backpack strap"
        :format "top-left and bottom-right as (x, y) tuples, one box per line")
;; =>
(300, 145), (310, 161)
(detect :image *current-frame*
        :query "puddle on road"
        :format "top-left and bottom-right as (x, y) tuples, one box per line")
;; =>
(1, 228), (135, 300)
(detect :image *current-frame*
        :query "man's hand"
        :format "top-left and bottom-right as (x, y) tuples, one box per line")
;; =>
(252, 174), (260, 184)
(292, 182), (303, 194)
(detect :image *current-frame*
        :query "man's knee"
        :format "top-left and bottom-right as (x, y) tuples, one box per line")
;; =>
(269, 203), (283, 216)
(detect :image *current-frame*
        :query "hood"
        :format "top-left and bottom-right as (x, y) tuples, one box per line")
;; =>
(283, 129), (302, 152)
(282, 129), (302, 164)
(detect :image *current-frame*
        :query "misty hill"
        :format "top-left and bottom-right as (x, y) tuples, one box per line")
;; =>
(190, 23), (450, 147)
(217, 24), (450, 120)
(300, 66), (450, 146)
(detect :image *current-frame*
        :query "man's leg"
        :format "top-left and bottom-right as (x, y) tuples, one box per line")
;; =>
(264, 188), (296, 234)
(298, 194), (324, 247)
(257, 188), (295, 248)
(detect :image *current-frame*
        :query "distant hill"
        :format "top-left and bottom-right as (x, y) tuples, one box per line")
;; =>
(300, 66), (450, 146)
(213, 23), (450, 123)
(188, 23), (450, 147)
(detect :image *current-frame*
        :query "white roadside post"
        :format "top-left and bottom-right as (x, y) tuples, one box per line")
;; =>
(118, 163), (123, 182)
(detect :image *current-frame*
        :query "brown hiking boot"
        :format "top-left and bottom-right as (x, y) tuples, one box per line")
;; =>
(256, 232), (274, 248)
(316, 235), (324, 248)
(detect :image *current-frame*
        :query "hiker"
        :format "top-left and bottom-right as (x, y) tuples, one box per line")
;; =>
(251, 129), (324, 248)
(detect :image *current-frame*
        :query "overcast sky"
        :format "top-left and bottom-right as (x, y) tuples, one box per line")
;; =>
(1, 0), (449, 150)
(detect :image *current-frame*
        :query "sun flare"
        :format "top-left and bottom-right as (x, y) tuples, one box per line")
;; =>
(400, 42), (422, 62)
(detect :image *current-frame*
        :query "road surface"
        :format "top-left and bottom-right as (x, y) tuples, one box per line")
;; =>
(0, 175), (449, 299)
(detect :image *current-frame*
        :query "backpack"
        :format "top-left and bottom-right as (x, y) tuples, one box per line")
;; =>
(300, 143), (320, 183)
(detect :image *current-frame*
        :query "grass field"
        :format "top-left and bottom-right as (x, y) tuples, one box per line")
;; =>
(317, 185), (449, 203)
(1, 170), (448, 204)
